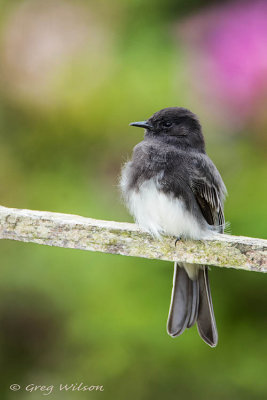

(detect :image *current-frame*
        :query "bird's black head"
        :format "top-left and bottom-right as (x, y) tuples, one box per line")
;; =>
(130, 107), (205, 152)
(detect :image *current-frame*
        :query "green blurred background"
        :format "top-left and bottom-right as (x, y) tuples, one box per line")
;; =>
(0, 0), (266, 399)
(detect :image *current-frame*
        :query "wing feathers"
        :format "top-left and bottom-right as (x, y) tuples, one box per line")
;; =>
(191, 172), (226, 233)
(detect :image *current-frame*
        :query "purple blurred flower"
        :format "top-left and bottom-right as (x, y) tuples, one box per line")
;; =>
(178, 0), (267, 119)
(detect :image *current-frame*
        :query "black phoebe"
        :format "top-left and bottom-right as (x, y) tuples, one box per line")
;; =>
(120, 107), (227, 347)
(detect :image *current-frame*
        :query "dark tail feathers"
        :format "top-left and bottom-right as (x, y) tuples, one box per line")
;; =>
(167, 263), (218, 347)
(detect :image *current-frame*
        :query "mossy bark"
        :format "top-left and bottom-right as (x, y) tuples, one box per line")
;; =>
(0, 206), (266, 272)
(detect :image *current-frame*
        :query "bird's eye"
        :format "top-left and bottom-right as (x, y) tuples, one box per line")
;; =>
(162, 121), (172, 128)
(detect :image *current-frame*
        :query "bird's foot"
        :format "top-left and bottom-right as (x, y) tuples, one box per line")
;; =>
(175, 237), (181, 247)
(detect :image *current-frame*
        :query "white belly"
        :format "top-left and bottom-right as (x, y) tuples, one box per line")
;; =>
(126, 178), (210, 240)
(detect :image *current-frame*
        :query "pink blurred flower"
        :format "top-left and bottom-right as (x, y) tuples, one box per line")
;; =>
(178, 0), (267, 120)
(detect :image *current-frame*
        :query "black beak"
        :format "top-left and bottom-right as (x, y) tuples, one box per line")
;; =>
(129, 121), (152, 130)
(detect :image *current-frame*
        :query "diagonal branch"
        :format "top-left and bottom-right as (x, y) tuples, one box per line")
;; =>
(0, 206), (266, 272)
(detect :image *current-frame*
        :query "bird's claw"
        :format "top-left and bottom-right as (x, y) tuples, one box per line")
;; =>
(175, 237), (181, 247)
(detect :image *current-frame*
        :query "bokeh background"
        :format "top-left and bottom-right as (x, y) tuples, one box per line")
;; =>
(0, 0), (266, 399)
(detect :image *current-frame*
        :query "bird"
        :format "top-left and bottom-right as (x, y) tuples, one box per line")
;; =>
(120, 107), (227, 347)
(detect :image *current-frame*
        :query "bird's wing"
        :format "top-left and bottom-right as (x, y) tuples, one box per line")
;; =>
(189, 154), (227, 233)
